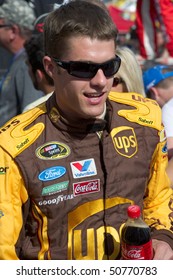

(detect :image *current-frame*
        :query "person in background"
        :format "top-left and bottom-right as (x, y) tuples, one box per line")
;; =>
(0, 0), (172, 260)
(135, 0), (173, 64)
(0, 0), (44, 126)
(79, 0), (108, 11)
(23, 33), (54, 112)
(111, 46), (146, 96)
(143, 64), (173, 160)
(25, 0), (61, 17)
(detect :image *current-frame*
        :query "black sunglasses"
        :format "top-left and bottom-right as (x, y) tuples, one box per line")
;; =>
(52, 55), (121, 79)
(113, 77), (124, 87)
(0, 24), (11, 29)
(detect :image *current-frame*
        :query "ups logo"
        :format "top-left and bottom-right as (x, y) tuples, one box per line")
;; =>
(111, 126), (138, 158)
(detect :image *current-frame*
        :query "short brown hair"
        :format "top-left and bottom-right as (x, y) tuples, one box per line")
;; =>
(44, 0), (118, 58)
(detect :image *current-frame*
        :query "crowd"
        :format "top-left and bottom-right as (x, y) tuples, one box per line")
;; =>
(0, 0), (44, 126)
(0, 0), (172, 260)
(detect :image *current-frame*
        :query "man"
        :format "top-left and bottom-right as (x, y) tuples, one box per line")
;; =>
(143, 64), (173, 160)
(0, 1), (172, 260)
(0, 0), (44, 126)
(23, 33), (54, 112)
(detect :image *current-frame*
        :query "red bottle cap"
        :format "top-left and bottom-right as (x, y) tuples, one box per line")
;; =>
(127, 205), (141, 218)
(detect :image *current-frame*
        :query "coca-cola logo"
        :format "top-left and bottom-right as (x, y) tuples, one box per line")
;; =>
(126, 249), (142, 259)
(122, 240), (153, 260)
(122, 246), (143, 260)
(73, 179), (100, 196)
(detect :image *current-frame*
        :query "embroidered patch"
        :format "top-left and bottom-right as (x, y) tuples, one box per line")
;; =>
(36, 141), (71, 160)
(38, 166), (66, 181)
(38, 193), (74, 206)
(42, 181), (69, 196)
(73, 179), (100, 196)
(16, 138), (29, 150)
(70, 158), (97, 178)
(111, 126), (138, 158)
(138, 117), (153, 126)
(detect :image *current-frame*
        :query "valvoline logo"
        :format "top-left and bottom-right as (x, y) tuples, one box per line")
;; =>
(38, 166), (66, 181)
(70, 158), (97, 178)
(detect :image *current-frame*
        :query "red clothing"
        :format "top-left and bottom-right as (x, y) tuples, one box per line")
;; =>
(136, 0), (173, 59)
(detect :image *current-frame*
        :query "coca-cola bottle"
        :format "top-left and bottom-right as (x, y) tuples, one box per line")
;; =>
(121, 205), (153, 260)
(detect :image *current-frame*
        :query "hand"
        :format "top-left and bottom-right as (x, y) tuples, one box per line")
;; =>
(152, 239), (173, 260)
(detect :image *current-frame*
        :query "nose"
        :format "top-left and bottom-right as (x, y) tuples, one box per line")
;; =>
(90, 69), (108, 87)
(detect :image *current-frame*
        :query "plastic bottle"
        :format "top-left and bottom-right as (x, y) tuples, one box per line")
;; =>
(121, 205), (153, 260)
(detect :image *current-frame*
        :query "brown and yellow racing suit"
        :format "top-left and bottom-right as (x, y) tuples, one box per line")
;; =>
(0, 92), (172, 259)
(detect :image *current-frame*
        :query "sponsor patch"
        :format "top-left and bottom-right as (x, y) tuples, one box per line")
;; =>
(138, 117), (153, 125)
(42, 181), (69, 196)
(73, 179), (100, 196)
(38, 193), (74, 206)
(111, 126), (138, 158)
(36, 141), (71, 160)
(0, 167), (9, 174)
(70, 158), (97, 178)
(38, 166), (66, 181)
(16, 138), (29, 150)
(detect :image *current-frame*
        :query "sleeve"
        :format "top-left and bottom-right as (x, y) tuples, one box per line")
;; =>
(143, 126), (173, 248)
(0, 147), (28, 260)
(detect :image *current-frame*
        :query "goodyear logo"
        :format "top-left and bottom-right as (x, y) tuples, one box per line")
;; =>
(111, 126), (138, 158)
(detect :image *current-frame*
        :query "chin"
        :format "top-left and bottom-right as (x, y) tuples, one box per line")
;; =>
(89, 111), (104, 120)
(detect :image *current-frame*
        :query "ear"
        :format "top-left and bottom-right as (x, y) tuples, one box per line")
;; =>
(43, 56), (55, 79)
(10, 24), (20, 40)
(149, 87), (159, 99)
(35, 69), (44, 83)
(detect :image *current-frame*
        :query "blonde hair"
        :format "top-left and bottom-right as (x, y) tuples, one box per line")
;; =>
(116, 47), (146, 96)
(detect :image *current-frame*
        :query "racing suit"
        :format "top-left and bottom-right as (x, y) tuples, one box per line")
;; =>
(0, 92), (173, 260)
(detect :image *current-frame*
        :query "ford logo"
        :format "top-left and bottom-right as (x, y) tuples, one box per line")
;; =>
(38, 166), (66, 181)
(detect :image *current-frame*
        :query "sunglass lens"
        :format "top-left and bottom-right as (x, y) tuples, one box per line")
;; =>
(68, 56), (121, 79)
(70, 62), (92, 78)
(102, 57), (121, 78)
